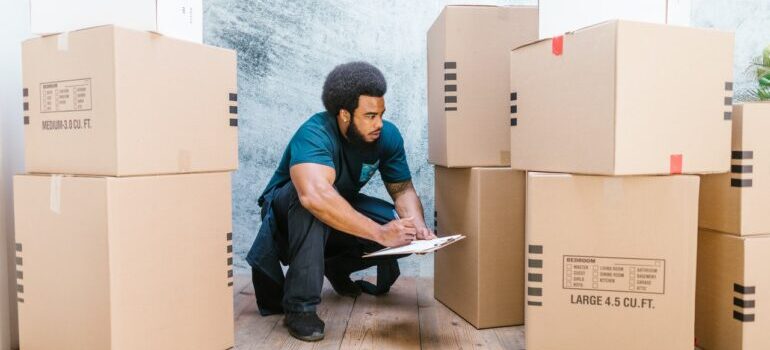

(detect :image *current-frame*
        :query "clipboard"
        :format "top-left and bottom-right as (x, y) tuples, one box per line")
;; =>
(363, 234), (466, 258)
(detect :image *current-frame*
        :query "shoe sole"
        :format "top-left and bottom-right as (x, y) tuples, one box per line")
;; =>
(287, 328), (324, 342)
(283, 319), (325, 342)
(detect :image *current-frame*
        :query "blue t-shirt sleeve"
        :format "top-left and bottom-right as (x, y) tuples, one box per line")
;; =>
(288, 125), (335, 169)
(379, 122), (412, 183)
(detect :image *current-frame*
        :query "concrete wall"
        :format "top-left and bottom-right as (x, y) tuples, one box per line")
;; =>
(0, 0), (29, 347)
(691, 0), (770, 101)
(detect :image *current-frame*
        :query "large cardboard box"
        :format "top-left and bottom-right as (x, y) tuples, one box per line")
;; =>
(30, 0), (203, 43)
(525, 172), (699, 350)
(428, 6), (538, 167)
(22, 25), (238, 176)
(695, 229), (769, 350)
(538, 0), (691, 39)
(700, 102), (770, 236)
(510, 20), (734, 175)
(13, 172), (234, 350)
(434, 167), (525, 328)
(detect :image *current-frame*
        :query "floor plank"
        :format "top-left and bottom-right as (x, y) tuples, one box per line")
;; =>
(494, 327), (526, 350)
(234, 273), (525, 350)
(233, 275), (282, 349)
(340, 277), (421, 350)
(416, 276), (521, 350)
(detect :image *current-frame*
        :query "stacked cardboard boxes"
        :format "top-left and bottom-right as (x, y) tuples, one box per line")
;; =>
(13, 7), (237, 349)
(696, 102), (770, 350)
(429, 5), (736, 346)
(511, 20), (734, 349)
(428, 5), (537, 329)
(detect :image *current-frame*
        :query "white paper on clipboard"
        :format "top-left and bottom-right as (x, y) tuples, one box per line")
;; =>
(363, 234), (466, 258)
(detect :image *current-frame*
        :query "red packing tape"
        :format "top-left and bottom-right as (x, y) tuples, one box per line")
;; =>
(670, 154), (683, 174)
(552, 35), (564, 56)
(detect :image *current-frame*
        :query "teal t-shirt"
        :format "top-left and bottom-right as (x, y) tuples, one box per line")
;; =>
(258, 111), (412, 206)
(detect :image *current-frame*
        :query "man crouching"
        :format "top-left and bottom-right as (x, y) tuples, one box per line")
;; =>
(245, 61), (435, 341)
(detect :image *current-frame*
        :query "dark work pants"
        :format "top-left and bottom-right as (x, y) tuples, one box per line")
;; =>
(265, 182), (405, 313)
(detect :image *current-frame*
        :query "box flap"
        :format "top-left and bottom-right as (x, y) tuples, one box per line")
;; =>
(513, 20), (617, 51)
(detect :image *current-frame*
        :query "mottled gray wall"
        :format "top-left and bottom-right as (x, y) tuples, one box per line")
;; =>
(204, 0), (534, 272)
(691, 0), (770, 101)
(203, 0), (770, 272)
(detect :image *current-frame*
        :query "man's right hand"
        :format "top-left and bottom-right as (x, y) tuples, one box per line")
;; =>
(378, 217), (417, 247)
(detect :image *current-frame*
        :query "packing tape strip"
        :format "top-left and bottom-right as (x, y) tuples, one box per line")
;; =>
(57, 32), (69, 51)
(50, 174), (63, 214)
(552, 35), (564, 56)
(670, 154), (683, 174)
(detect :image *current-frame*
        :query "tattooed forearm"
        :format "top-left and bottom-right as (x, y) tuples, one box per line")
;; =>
(384, 180), (414, 199)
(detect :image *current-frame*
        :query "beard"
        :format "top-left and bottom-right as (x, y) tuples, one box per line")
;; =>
(345, 119), (380, 153)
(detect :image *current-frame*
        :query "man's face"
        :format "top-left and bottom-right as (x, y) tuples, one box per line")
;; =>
(346, 95), (385, 145)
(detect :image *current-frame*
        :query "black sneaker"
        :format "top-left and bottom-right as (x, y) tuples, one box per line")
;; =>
(284, 312), (325, 342)
(326, 273), (362, 298)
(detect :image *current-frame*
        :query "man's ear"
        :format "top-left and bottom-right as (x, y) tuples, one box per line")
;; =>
(340, 109), (351, 122)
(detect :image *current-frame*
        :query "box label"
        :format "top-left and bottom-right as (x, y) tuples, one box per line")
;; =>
(563, 255), (665, 295)
(40, 79), (92, 113)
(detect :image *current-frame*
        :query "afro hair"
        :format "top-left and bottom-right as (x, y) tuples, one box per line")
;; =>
(322, 61), (387, 118)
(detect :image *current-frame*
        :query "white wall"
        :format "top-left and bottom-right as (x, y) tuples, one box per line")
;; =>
(0, 0), (30, 348)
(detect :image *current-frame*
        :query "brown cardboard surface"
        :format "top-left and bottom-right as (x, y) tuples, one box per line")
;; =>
(0, 151), (11, 350)
(22, 25), (238, 176)
(700, 102), (770, 236)
(510, 20), (734, 175)
(434, 167), (525, 329)
(525, 172), (699, 350)
(13, 172), (234, 350)
(695, 229), (770, 350)
(428, 6), (537, 167)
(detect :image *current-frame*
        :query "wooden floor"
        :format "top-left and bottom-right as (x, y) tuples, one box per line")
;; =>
(232, 273), (525, 349)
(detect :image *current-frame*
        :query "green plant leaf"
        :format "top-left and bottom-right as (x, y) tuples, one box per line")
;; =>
(760, 75), (770, 87)
(764, 45), (770, 66)
(759, 87), (770, 101)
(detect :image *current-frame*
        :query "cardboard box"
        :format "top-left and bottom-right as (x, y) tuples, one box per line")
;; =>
(13, 172), (234, 350)
(538, 0), (691, 39)
(434, 166), (525, 328)
(0, 150), (10, 350)
(695, 229), (769, 350)
(510, 20), (734, 175)
(428, 5), (538, 167)
(525, 172), (699, 350)
(30, 0), (203, 43)
(700, 102), (770, 236)
(22, 25), (238, 176)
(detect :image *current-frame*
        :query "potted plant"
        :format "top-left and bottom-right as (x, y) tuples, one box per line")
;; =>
(748, 45), (770, 101)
